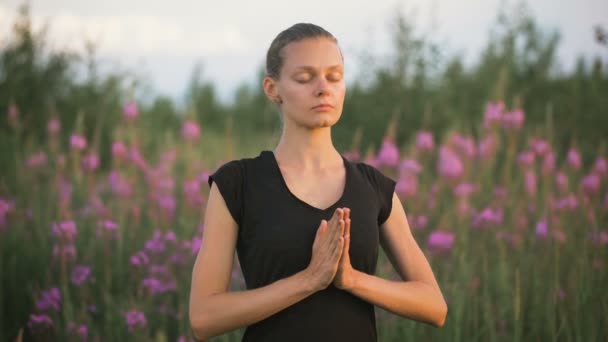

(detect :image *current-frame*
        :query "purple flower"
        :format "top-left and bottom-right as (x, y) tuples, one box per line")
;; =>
(553, 194), (578, 211)
(438, 146), (464, 180)
(53, 244), (77, 260)
(67, 322), (88, 340)
(71, 265), (92, 286)
(376, 138), (400, 167)
(182, 120), (201, 142)
(28, 314), (53, 328)
(131, 251), (150, 266)
(415, 131), (434, 152)
(8, 103), (19, 124)
(123, 101), (139, 121)
(52, 221), (77, 241)
(567, 148), (582, 170)
(124, 309), (147, 332)
(589, 231), (608, 246)
(427, 231), (455, 252)
(100, 220), (118, 231)
(70, 134), (87, 151)
(36, 288), (61, 311)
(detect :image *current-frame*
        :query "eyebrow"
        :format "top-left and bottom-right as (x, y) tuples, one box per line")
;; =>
(293, 65), (343, 72)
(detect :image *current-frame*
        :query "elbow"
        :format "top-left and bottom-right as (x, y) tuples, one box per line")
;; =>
(189, 310), (210, 341)
(432, 301), (448, 328)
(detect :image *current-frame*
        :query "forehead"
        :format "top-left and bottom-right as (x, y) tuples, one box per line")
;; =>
(281, 38), (343, 71)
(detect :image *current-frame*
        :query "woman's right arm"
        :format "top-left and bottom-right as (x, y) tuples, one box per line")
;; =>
(188, 183), (346, 341)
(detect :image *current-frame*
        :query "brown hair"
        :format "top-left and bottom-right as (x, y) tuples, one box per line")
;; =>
(265, 23), (339, 80)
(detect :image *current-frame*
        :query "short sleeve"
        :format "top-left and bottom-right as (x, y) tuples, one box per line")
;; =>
(358, 163), (397, 225)
(207, 160), (244, 226)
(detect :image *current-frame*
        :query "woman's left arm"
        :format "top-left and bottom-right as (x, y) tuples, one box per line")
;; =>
(336, 193), (448, 327)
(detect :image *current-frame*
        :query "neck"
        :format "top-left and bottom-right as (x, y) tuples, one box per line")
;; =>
(273, 122), (341, 170)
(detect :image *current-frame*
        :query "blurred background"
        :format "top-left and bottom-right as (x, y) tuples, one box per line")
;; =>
(1, 0), (607, 341)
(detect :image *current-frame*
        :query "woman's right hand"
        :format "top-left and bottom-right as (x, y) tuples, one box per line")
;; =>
(306, 208), (347, 291)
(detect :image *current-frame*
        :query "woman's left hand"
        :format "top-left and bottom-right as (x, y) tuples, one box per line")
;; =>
(333, 208), (356, 290)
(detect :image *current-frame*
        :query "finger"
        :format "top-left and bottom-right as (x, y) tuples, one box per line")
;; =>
(344, 219), (351, 257)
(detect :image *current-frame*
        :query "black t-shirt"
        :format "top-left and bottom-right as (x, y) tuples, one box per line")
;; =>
(207, 150), (396, 342)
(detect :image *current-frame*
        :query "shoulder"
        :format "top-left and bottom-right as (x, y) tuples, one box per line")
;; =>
(352, 160), (397, 188)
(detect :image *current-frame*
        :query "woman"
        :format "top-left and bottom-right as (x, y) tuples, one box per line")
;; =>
(189, 23), (447, 342)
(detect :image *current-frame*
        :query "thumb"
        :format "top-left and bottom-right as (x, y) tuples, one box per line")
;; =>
(317, 220), (327, 235)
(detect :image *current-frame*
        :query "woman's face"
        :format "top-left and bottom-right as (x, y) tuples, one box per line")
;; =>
(267, 37), (346, 129)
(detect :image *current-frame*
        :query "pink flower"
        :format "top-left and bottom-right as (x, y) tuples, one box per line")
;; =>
(123, 101), (139, 121)
(71, 265), (92, 286)
(396, 175), (417, 198)
(416, 131), (434, 152)
(81, 152), (99, 172)
(542, 151), (556, 175)
(593, 157), (607, 177)
(530, 138), (550, 156)
(454, 183), (476, 198)
(27, 151), (48, 168)
(343, 150), (360, 162)
(7, 103), (19, 125)
(451, 134), (476, 159)
(535, 219), (548, 238)
(427, 231), (455, 252)
(555, 171), (568, 192)
(438, 147), (463, 180)
(478, 134), (498, 160)
(182, 120), (201, 142)
(399, 159), (422, 175)
(524, 169), (537, 197)
(47, 117), (61, 135)
(567, 148), (581, 170)
(582, 174), (601, 195)
(502, 109), (524, 130)
(517, 151), (535, 168)
(70, 134), (87, 151)
(377, 138), (400, 167)
(472, 207), (504, 229)
(124, 309), (147, 332)
(112, 142), (129, 160)
(483, 102), (504, 129)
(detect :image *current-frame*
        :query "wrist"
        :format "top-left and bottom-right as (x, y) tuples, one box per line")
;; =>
(301, 268), (322, 293)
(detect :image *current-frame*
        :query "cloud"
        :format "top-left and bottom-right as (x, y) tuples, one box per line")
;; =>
(0, 3), (250, 57)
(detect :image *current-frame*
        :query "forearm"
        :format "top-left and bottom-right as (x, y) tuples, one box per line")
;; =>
(348, 270), (447, 327)
(190, 269), (317, 341)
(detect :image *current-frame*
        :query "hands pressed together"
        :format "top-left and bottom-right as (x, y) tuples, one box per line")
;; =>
(306, 208), (356, 292)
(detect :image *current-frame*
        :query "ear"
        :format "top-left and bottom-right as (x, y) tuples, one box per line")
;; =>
(262, 76), (282, 104)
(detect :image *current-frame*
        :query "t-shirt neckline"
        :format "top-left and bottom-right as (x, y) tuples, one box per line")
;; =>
(262, 150), (350, 212)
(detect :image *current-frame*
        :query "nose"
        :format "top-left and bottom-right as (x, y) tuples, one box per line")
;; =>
(315, 78), (330, 97)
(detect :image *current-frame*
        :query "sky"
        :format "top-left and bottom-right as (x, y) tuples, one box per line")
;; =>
(1, 0), (607, 104)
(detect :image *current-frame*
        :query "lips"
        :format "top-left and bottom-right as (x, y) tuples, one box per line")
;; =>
(312, 104), (334, 110)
